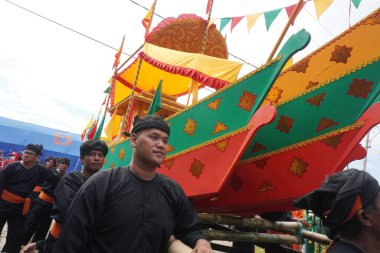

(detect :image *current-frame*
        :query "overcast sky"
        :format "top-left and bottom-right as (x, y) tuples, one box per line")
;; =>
(0, 0), (379, 178)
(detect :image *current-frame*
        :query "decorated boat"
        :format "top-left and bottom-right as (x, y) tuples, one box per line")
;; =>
(99, 4), (380, 216)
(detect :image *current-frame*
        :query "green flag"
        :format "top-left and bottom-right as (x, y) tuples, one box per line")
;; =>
(351, 0), (362, 8)
(148, 80), (162, 115)
(264, 8), (282, 31)
(94, 113), (106, 140)
(219, 17), (231, 32)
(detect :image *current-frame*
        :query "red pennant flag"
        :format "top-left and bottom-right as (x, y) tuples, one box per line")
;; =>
(206, 0), (212, 14)
(113, 35), (125, 69)
(285, 1), (306, 25)
(231, 16), (244, 32)
(86, 120), (98, 140)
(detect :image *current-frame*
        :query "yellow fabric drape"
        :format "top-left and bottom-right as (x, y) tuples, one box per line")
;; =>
(112, 43), (242, 106)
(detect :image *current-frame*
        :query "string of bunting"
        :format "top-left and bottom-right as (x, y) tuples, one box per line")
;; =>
(208, 0), (363, 33)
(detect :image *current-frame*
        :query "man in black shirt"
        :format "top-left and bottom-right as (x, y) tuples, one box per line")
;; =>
(294, 169), (380, 253)
(24, 158), (69, 243)
(21, 140), (108, 253)
(54, 115), (213, 253)
(0, 144), (57, 253)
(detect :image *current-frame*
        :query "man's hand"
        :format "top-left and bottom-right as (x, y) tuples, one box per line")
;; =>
(192, 239), (213, 253)
(21, 242), (37, 253)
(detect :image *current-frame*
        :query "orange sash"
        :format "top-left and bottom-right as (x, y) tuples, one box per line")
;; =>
(38, 191), (55, 204)
(33, 186), (43, 193)
(49, 220), (63, 239)
(1, 189), (31, 215)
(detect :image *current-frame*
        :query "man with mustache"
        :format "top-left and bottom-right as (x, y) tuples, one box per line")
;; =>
(54, 115), (212, 253)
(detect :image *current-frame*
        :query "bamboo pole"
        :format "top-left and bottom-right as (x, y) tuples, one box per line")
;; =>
(199, 213), (331, 245)
(203, 230), (300, 244)
(266, 0), (304, 63)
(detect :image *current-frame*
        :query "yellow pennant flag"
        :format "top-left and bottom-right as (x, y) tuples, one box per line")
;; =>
(247, 13), (260, 32)
(314, 0), (335, 19)
(104, 112), (121, 142)
(81, 116), (93, 140)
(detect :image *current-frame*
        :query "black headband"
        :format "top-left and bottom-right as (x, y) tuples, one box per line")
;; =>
(25, 144), (43, 155)
(131, 116), (170, 136)
(80, 139), (109, 156)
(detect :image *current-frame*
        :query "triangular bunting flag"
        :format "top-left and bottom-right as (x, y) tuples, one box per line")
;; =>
(247, 13), (260, 32)
(264, 8), (282, 31)
(314, 0), (334, 19)
(219, 17), (231, 32)
(351, 0), (362, 8)
(231, 16), (244, 32)
(148, 80), (162, 115)
(285, 1), (307, 25)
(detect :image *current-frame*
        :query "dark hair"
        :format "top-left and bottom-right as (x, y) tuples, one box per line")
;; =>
(58, 158), (71, 165)
(45, 156), (56, 164)
(80, 139), (108, 156)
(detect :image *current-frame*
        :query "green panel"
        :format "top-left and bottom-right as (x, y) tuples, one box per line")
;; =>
(166, 30), (311, 156)
(102, 140), (133, 169)
(242, 58), (380, 160)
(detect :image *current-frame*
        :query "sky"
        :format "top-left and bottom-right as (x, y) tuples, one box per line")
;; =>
(0, 0), (379, 179)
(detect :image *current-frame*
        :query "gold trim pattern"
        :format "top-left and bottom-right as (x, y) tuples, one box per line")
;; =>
(166, 125), (251, 160)
(207, 98), (222, 110)
(276, 56), (380, 107)
(278, 9), (380, 78)
(238, 121), (365, 165)
(213, 122), (228, 135)
(184, 118), (197, 136)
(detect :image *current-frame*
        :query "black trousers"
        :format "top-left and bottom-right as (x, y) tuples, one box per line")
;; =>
(24, 199), (53, 243)
(0, 214), (26, 253)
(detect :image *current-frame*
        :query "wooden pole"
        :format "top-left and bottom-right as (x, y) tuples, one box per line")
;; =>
(203, 230), (300, 244)
(199, 213), (331, 245)
(266, 0), (304, 63)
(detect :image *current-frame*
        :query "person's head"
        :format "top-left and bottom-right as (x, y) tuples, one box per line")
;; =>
(80, 139), (108, 175)
(130, 115), (170, 169)
(56, 158), (70, 174)
(45, 156), (56, 169)
(22, 144), (43, 164)
(294, 169), (380, 240)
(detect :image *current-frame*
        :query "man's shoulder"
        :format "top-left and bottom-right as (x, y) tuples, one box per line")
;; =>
(86, 166), (128, 183)
(62, 171), (84, 181)
(327, 239), (364, 253)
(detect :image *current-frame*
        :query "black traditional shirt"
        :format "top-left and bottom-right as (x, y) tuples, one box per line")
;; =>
(0, 161), (57, 215)
(54, 167), (205, 253)
(326, 238), (364, 253)
(51, 171), (88, 223)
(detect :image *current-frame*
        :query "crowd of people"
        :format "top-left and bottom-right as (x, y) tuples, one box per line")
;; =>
(0, 115), (379, 253)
